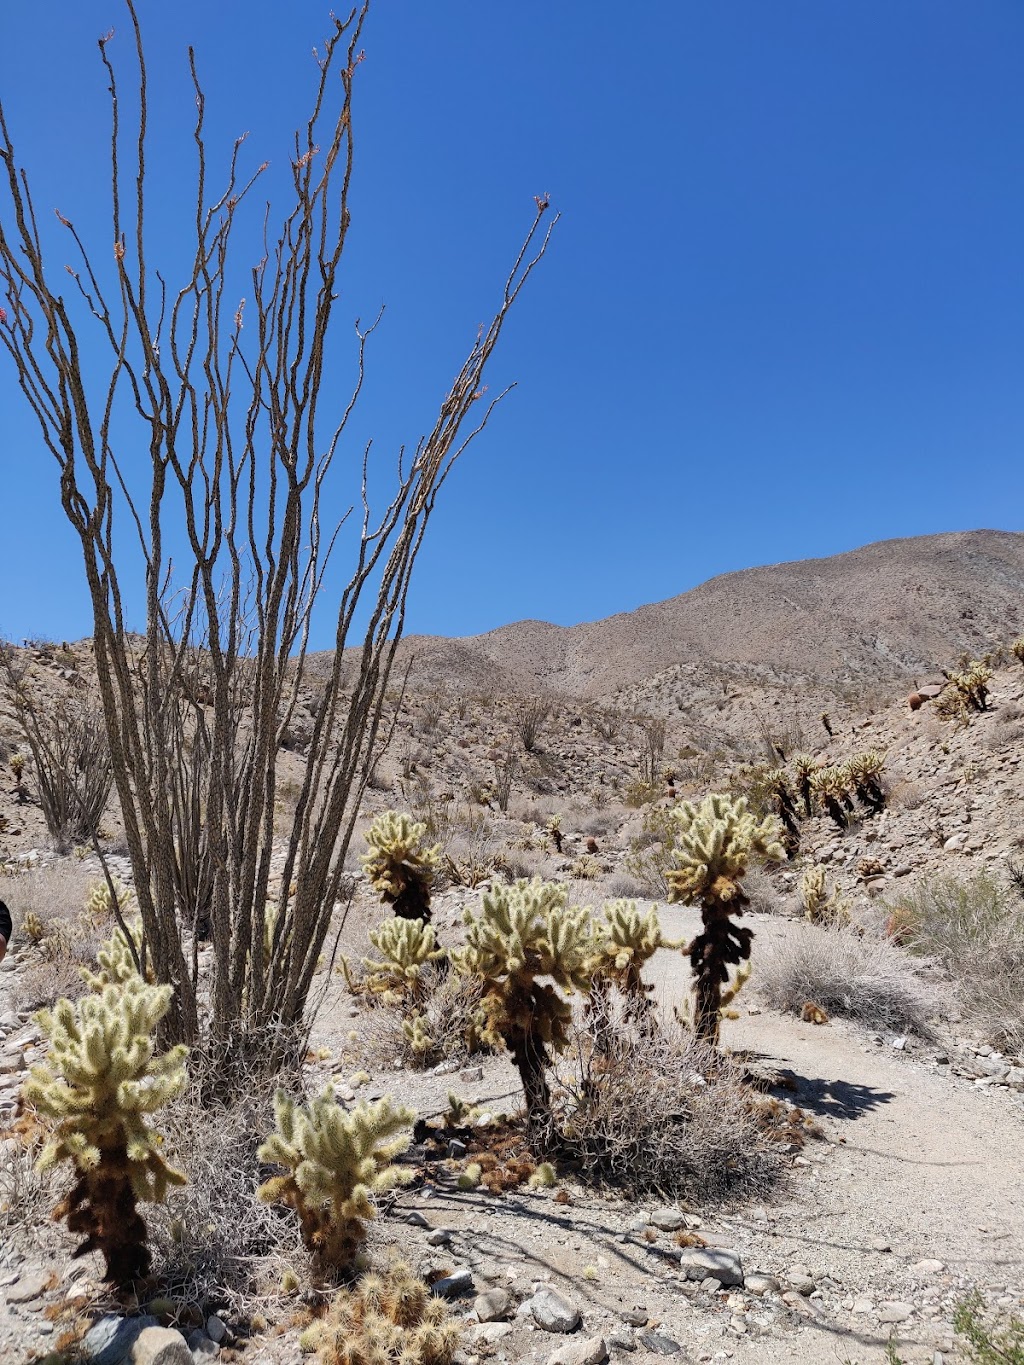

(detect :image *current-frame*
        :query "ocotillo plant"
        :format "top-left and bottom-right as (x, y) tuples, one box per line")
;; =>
(24, 972), (188, 1285)
(258, 1090), (414, 1273)
(453, 878), (597, 1135)
(665, 793), (784, 1045)
(361, 812), (441, 922)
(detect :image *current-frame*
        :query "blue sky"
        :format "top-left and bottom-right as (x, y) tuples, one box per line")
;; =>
(1, 1), (1021, 645)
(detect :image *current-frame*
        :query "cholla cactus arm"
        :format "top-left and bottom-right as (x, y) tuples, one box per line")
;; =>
(793, 754), (818, 818)
(665, 794), (784, 1045)
(258, 1090), (415, 1271)
(1012, 637), (1024, 665)
(810, 765), (851, 830)
(23, 977), (187, 1285)
(362, 918), (445, 1004)
(361, 812), (441, 921)
(85, 879), (133, 922)
(81, 921), (147, 990)
(304, 1260), (461, 1364)
(847, 750), (887, 813)
(453, 878), (598, 1133)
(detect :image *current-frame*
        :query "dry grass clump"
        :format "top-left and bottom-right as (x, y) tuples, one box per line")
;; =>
(0, 1132), (53, 1259)
(756, 919), (939, 1034)
(3, 862), (110, 1011)
(150, 1071), (304, 1312)
(555, 1012), (786, 1202)
(887, 872), (1024, 1052)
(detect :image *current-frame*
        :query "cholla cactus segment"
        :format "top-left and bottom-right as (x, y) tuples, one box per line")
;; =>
(1012, 637), (1024, 665)
(361, 811), (441, 921)
(85, 878), (133, 922)
(950, 661), (992, 711)
(23, 977), (188, 1284)
(847, 750), (887, 812)
(401, 1013), (435, 1057)
(258, 1090), (415, 1271)
(81, 921), (147, 990)
(22, 910), (45, 943)
(799, 865), (829, 919)
(594, 899), (673, 980)
(302, 1258), (461, 1365)
(453, 878), (598, 1130)
(666, 793), (784, 907)
(363, 918), (445, 1003)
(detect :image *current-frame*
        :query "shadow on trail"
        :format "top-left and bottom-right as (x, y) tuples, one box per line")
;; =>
(780, 1071), (897, 1121)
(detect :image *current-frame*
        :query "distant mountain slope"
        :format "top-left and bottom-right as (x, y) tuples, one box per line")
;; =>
(387, 530), (1024, 700)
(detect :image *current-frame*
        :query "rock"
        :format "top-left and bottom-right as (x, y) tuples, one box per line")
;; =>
(650, 1207), (684, 1232)
(546, 1336), (609, 1365)
(128, 1326), (194, 1365)
(607, 1332), (636, 1352)
(620, 1310), (648, 1327)
(460, 1066), (484, 1083)
(473, 1322), (514, 1345)
(892, 1036), (907, 1051)
(190, 1338), (220, 1361)
(474, 1288), (512, 1322)
(404, 1211), (431, 1229)
(744, 1273), (779, 1296)
(911, 1259), (945, 1275)
(869, 1237), (891, 1252)
(877, 1301), (914, 1323)
(677, 1247), (744, 1287)
(529, 1287), (582, 1334)
(204, 1317), (226, 1345)
(432, 1268), (474, 1300)
(786, 1265), (815, 1296)
(448, 1138), (468, 1159)
(851, 1297), (875, 1315)
(700, 1277), (723, 1294)
(83, 1314), (160, 1365)
(5, 1269), (50, 1303)
(426, 1228), (453, 1247)
(635, 1331), (682, 1356)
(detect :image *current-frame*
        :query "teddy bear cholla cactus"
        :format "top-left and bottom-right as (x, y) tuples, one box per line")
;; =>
(23, 968), (188, 1285)
(85, 877), (133, 922)
(1012, 637), (1024, 666)
(300, 1259), (461, 1365)
(587, 899), (675, 1037)
(666, 793), (784, 1044)
(810, 765), (852, 830)
(763, 767), (800, 856)
(948, 660), (992, 712)
(846, 750), (886, 813)
(257, 1090), (415, 1272)
(361, 811), (441, 921)
(362, 917), (445, 1007)
(453, 877), (598, 1134)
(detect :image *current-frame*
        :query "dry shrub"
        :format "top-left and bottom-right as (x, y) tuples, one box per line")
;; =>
(555, 1012), (785, 1203)
(357, 964), (486, 1070)
(756, 919), (939, 1035)
(0, 1133), (53, 1257)
(887, 778), (927, 810)
(888, 873), (1024, 1052)
(744, 863), (783, 916)
(3, 862), (110, 1012)
(150, 1069), (304, 1311)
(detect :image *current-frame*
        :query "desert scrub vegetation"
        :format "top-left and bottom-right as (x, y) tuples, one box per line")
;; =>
(886, 872), (1024, 1051)
(0, 0), (555, 1075)
(556, 1013), (787, 1202)
(756, 918), (938, 1034)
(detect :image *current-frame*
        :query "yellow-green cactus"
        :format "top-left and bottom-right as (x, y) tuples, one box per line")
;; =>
(588, 899), (675, 1035)
(85, 878), (133, 922)
(453, 878), (598, 1132)
(361, 812), (441, 921)
(362, 917), (445, 1006)
(22, 910), (45, 943)
(401, 1013), (435, 1058)
(81, 921), (148, 989)
(258, 1090), (415, 1272)
(1012, 637), (1024, 666)
(949, 661), (992, 712)
(665, 793), (784, 1044)
(792, 754), (818, 818)
(764, 767), (800, 855)
(23, 976), (188, 1285)
(810, 765), (853, 830)
(300, 1259), (461, 1364)
(846, 750), (887, 813)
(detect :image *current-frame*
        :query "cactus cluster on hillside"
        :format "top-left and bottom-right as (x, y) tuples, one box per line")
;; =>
(666, 793), (784, 1044)
(257, 1090), (415, 1271)
(361, 811), (440, 921)
(24, 942), (188, 1285)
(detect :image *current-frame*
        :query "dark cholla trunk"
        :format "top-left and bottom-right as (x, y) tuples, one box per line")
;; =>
(689, 893), (753, 1047)
(391, 879), (432, 922)
(509, 1028), (552, 1139)
(61, 1146), (150, 1286)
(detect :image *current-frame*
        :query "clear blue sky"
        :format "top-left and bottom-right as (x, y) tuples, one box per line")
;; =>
(1, 1), (1021, 644)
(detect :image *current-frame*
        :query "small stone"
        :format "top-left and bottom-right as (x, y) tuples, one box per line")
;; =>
(432, 1268), (474, 1300)
(607, 1332), (636, 1352)
(700, 1277), (723, 1294)
(460, 1067), (484, 1082)
(869, 1237), (891, 1252)
(474, 1288), (512, 1323)
(448, 1138), (468, 1159)
(620, 1310), (648, 1327)
(190, 1338), (220, 1361)
(128, 1326), (194, 1365)
(911, 1259), (945, 1275)
(204, 1317), (226, 1345)
(650, 1207), (684, 1232)
(851, 1297), (874, 1315)
(546, 1336), (609, 1365)
(786, 1265), (815, 1296)
(635, 1331), (681, 1356)
(427, 1229), (453, 1247)
(877, 1302), (914, 1323)
(892, 1036), (907, 1051)
(744, 1273), (779, 1297)
(473, 1322), (514, 1345)
(677, 1247), (744, 1287)
(5, 1270), (51, 1303)
(529, 1286), (582, 1334)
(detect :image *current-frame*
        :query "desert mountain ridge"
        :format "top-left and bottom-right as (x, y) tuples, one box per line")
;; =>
(376, 528), (1024, 703)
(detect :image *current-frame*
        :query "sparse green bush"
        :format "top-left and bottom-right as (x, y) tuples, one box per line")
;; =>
(953, 1290), (1024, 1363)
(887, 872), (1024, 1050)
